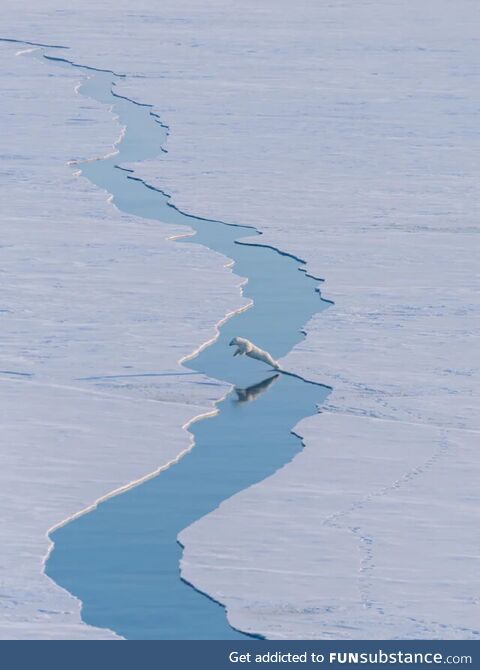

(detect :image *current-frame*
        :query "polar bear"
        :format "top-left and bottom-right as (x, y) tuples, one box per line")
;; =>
(229, 336), (280, 369)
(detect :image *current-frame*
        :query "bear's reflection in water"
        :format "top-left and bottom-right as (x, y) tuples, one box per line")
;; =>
(234, 373), (280, 404)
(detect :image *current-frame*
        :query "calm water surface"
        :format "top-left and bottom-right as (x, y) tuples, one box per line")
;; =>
(44, 56), (330, 639)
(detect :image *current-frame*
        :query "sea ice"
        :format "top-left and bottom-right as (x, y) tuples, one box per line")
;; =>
(1, 0), (479, 639)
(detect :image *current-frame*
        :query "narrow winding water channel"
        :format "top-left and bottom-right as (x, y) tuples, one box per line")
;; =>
(40, 53), (331, 639)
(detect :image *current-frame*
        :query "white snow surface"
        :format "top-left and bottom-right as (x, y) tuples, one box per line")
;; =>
(2, 0), (480, 639)
(0, 43), (245, 638)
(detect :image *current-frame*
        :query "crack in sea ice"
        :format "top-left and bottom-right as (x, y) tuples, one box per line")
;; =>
(2, 39), (332, 640)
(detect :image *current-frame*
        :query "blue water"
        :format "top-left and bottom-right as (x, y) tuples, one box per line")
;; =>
(43, 55), (331, 639)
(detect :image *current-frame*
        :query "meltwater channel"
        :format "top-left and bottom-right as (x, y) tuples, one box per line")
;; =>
(42, 53), (331, 640)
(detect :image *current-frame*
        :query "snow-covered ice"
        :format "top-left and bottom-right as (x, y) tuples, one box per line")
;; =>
(1, 0), (479, 639)
(0, 42), (245, 638)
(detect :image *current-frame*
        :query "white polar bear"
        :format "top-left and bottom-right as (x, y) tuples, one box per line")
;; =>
(229, 337), (280, 369)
